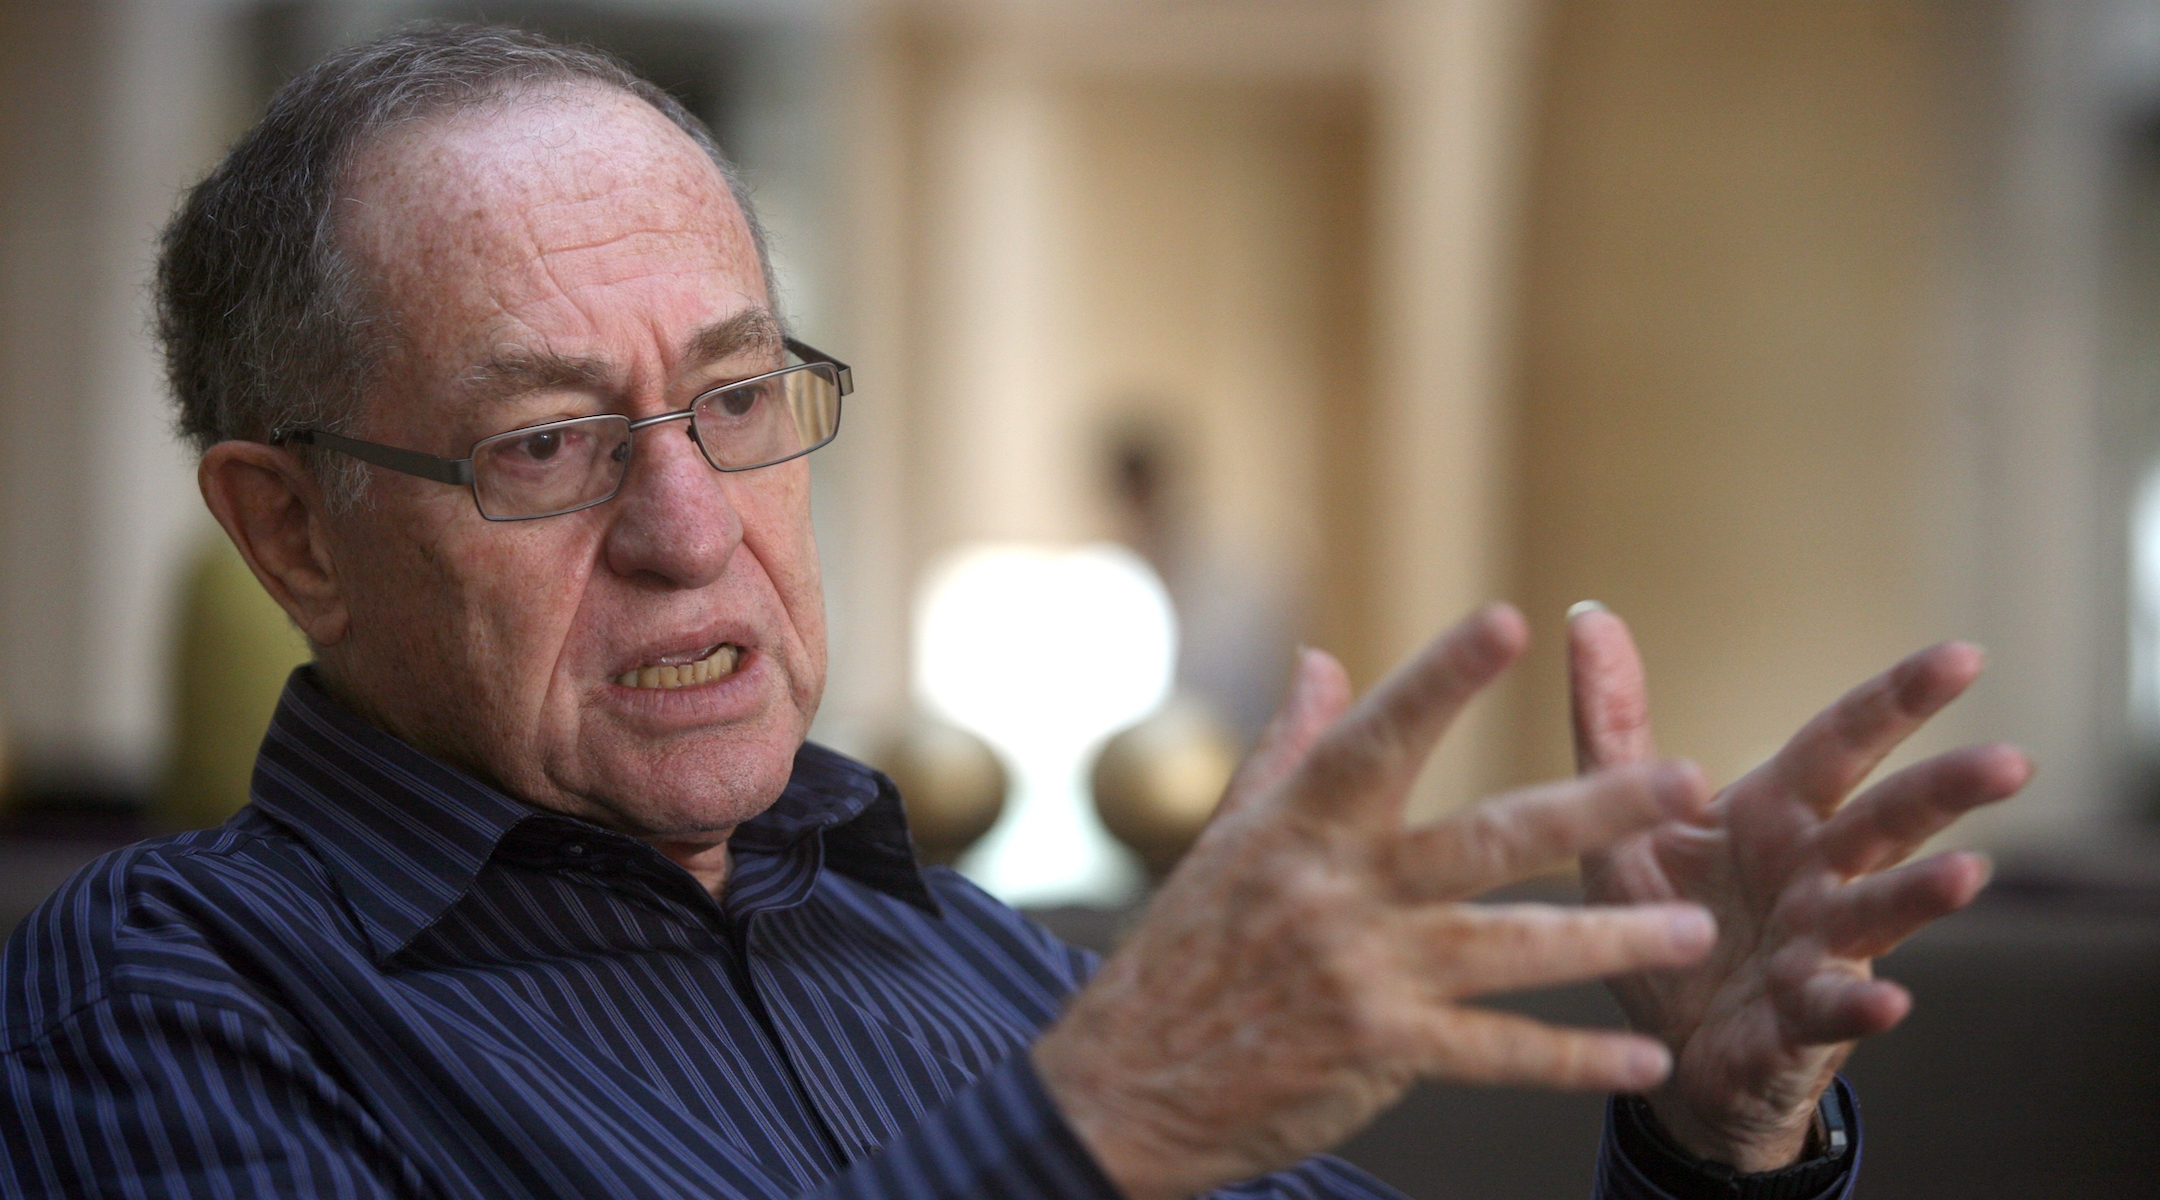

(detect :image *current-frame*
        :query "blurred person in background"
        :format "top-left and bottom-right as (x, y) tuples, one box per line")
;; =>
(0, 24), (2030, 1200)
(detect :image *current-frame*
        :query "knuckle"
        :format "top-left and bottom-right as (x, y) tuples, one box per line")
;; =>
(1544, 1034), (1594, 1088)
(1303, 723), (1401, 800)
(1890, 652), (1946, 714)
(1766, 937), (1828, 992)
(1257, 882), (1349, 961)
(1599, 911), (1659, 960)
(1339, 989), (1411, 1058)
(1609, 696), (1652, 736)
(1482, 1022), (1554, 1086)
(1454, 809), (1520, 879)
(1509, 796), (1575, 854)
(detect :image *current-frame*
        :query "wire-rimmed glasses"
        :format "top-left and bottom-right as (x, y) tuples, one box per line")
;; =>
(272, 338), (851, 521)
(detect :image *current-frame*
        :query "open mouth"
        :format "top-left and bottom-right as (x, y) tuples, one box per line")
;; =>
(613, 643), (743, 690)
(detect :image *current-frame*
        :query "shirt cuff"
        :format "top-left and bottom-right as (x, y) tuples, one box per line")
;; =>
(816, 1052), (1125, 1200)
(1596, 1079), (1860, 1200)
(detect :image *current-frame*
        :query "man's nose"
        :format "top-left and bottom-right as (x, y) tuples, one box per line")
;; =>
(601, 418), (740, 587)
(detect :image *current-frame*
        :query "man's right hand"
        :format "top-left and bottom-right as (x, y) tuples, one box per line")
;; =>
(1033, 604), (1724, 1200)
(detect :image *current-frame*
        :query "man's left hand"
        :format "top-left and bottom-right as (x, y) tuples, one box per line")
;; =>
(1566, 606), (2032, 1171)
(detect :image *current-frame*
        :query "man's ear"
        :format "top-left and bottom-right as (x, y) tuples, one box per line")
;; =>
(198, 442), (350, 647)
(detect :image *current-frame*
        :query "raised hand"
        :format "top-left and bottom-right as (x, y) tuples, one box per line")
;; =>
(1034, 605), (1725, 1200)
(1567, 605), (2032, 1170)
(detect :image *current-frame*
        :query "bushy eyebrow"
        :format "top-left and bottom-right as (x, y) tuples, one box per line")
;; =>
(457, 347), (612, 410)
(682, 307), (784, 370)
(454, 307), (785, 413)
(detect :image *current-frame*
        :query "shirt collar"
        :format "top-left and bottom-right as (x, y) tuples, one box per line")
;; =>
(247, 668), (937, 963)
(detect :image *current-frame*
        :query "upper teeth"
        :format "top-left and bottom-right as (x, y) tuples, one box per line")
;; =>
(617, 644), (739, 689)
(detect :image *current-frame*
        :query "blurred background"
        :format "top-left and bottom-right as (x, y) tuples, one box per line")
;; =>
(3, 0), (2158, 1195)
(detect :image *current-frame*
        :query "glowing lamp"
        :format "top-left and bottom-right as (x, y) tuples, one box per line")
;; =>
(913, 542), (1175, 906)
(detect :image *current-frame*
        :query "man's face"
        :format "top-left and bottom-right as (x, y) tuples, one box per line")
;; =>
(320, 85), (824, 842)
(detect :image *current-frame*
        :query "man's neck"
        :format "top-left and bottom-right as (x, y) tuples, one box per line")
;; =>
(650, 839), (732, 897)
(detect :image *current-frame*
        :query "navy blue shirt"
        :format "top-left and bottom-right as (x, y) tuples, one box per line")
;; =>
(1, 670), (1854, 1198)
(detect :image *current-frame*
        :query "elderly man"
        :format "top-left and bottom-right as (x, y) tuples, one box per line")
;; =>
(1, 24), (2027, 1200)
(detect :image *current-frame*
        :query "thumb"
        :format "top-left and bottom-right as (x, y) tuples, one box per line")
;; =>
(1213, 646), (1355, 821)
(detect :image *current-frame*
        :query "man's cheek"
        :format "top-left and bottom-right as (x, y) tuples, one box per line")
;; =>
(482, 575), (583, 698)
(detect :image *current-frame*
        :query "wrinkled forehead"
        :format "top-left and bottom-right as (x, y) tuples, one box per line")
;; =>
(338, 82), (763, 363)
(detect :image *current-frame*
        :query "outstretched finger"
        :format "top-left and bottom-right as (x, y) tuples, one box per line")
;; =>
(1291, 604), (1529, 826)
(1817, 851), (1992, 960)
(1567, 603), (1658, 773)
(1392, 761), (1709, 901)
(1212, 647), (1357, 823)
(1769, 641), (1986, 816)
(1789, 978), (1912, 1046)
(1414, 901), (1716, 998)
(1413, 1006), (1674, 1093)
(1770, 945), (1912, 1045)
(1815, 744), (2030, 878)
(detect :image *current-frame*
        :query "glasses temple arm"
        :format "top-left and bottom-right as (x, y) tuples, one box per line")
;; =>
(275, 428), (475, 486)
(784, 337), (853, 396)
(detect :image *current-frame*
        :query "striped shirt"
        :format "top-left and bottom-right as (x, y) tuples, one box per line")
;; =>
(1, 669), (1852, 1198)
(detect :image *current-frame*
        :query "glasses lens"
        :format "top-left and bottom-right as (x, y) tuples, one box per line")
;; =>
(470, 415), (632, 519)
(690, 363), (841, 471)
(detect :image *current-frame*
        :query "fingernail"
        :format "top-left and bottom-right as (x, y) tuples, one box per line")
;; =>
(1669, 907), (1716, 952)
(1627, 1040), (1671, 1082)
(1567, 599), (1608, 620)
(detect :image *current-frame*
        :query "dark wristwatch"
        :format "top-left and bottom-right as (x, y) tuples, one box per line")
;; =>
(1612, 1080), (1855, 1200)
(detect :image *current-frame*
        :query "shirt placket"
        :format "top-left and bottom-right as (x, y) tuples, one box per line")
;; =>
(730, 834), (979, 1165)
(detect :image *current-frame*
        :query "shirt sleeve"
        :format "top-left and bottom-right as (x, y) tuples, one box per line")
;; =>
(808, 1050), (1413, 1200)
(1595, 1079), (1860, 1200)
(2, 990), (412, 1199)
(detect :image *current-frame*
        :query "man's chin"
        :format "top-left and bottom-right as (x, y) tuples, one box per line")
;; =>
(566, 727), (803, 838)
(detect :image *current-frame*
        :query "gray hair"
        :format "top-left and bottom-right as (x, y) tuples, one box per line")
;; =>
(154, 22), (774, 510)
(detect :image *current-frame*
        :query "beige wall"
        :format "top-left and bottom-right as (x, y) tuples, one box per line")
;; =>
(1365, 0), (1545, 813)
(1507, 1), (1973, 791)
(1501, 0), (2132, 853)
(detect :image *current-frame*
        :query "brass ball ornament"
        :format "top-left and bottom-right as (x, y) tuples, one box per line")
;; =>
(873, 715), (1010, 866)
(1089, 695), (1240, 880)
